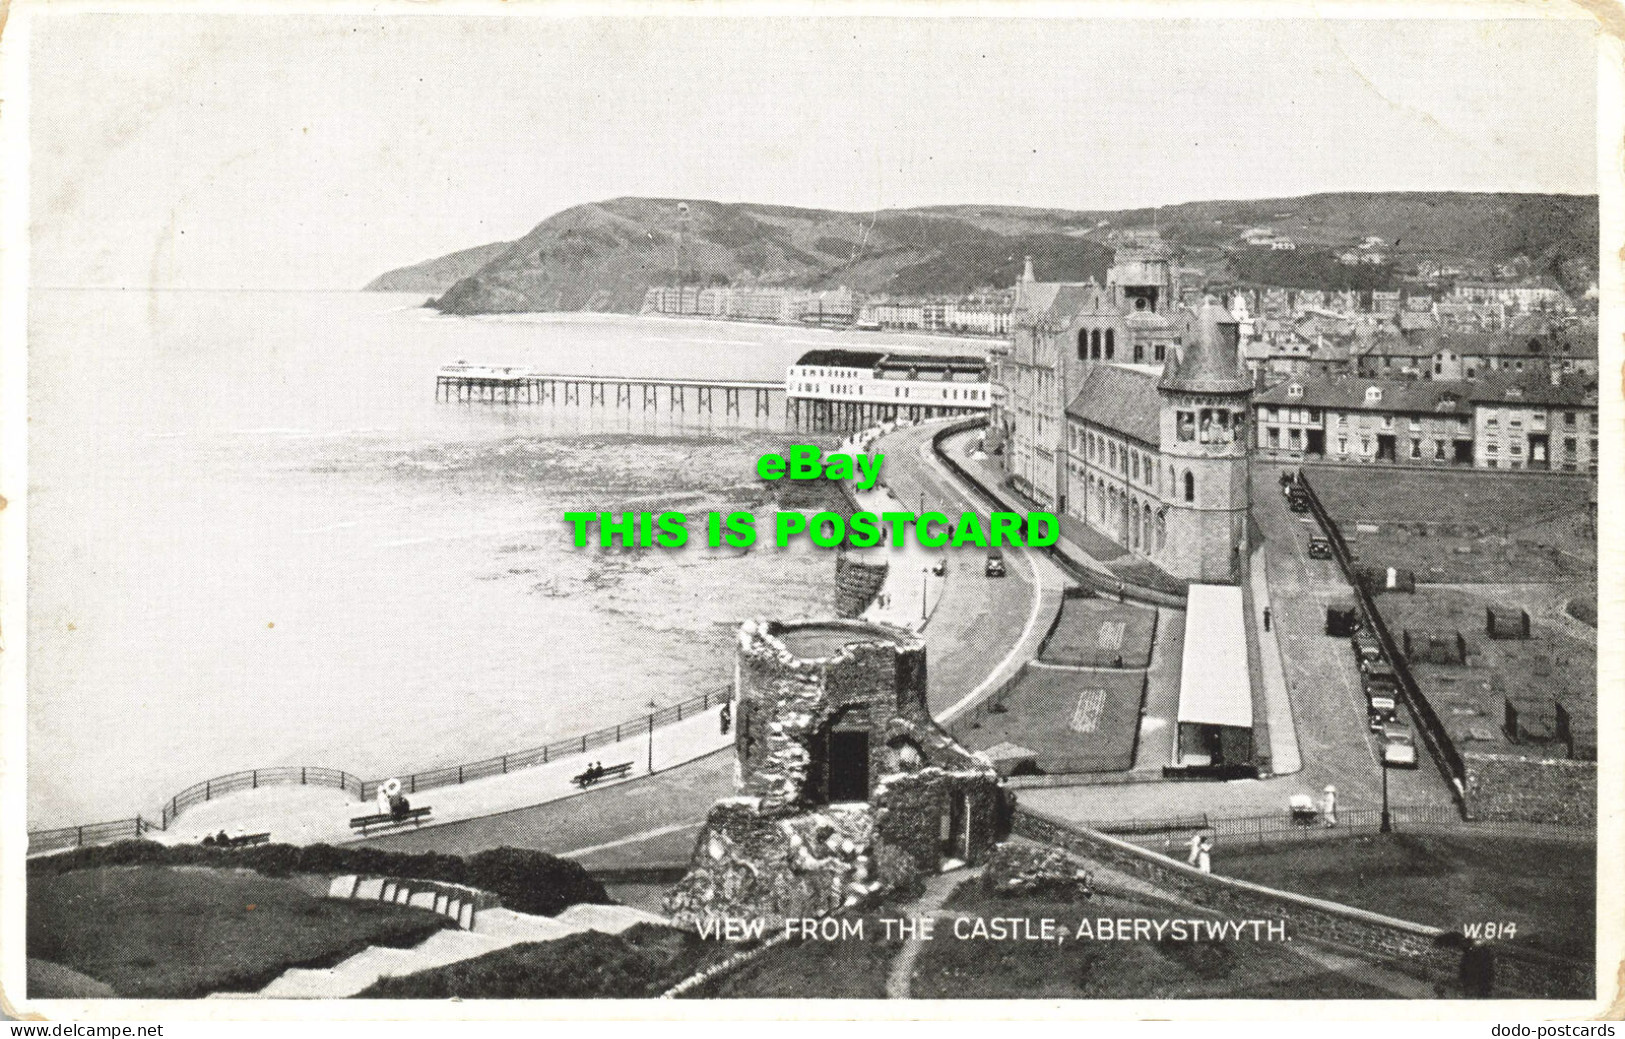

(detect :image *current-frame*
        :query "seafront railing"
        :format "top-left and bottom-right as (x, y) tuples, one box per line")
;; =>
(28, 687), (730, 855)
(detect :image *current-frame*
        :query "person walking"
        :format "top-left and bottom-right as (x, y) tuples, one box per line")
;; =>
(1321, 784), (1338, 827)
(1186, 832), (1203, 867)
(1196, 837), (1213, 873)
(719, 700), (732, 736)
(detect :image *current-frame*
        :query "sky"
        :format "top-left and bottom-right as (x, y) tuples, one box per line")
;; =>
(26, 9), (1601, 290)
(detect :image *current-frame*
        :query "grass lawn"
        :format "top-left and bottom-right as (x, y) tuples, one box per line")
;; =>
(1216, 832), (1595, 963)
(28, 866), (450, 998)
(1305, 465), (1595, 584)
(959, 666), (1144, 773)
(1040, 596), (1157, 668)
(359, 923), (725, 999)
(707, 912), (905, 998)
(912, 887), (1399, 999)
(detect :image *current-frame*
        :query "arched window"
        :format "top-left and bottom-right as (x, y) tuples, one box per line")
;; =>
(1090, 329), (1102, 359)
(1104, 329), (1116, 360)
(1143, 504), (1153, 553)
(1156, 510), (1167, 550)
(1184, 471), (1196, 503)
(1129, 496), (1140, 549)
(1077, 330), (1088, 360)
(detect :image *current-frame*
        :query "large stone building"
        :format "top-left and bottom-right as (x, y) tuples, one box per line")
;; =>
(992, 232), (1253, 584)
(664, 620), (1006, 932)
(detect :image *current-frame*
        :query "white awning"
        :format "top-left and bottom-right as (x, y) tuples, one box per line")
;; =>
(1177, 584), (1254, 729)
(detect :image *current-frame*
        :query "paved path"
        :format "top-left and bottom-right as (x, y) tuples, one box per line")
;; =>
(152, 702), (733, 848)
(1250, 543), (1303, 775)
(884, 867), (977, 998)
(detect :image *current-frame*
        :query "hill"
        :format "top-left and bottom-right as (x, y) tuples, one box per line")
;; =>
(371, 192), (1597, 315)
(366, 241), (514, 293)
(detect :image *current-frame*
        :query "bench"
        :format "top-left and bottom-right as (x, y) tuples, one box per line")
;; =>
(572, 762), (634, 789)
(349, 807), (432, 835)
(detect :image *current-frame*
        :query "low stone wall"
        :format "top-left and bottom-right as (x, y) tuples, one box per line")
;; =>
(1462, 751), (1596, 826)
(1012, 805), (1593, 999)
(1012, 806), (1463, 989)
(834, 551), (888, 618)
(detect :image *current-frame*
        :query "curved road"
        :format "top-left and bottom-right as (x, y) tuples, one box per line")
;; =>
(364, 419), (1069, 859)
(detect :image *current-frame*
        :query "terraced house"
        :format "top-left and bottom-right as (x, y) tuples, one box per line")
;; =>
(1252, 372), (1598, 472)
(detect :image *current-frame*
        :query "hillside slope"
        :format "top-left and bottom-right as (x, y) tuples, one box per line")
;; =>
(377, 192), (1596, 315)
(366, 241), (515, 293)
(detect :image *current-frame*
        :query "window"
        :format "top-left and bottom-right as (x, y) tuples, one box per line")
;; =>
(1565, 411), (1577, 428)
(1287, 383), (1303, 399)
(1434, 440), (1446, 461)
(1134, 343), (1144, 363)
(1307, 409), (1321, 423)
(1176, 411), (1195, 441)
(1338, 436), (1348, 454)
(1510, 441), (1523, 455)
(1364, 386), (1383, 405)
(1268, 427), (1280, 448)
(1077, 330), (1088, 360)
(1104, 329), (1115, 360)
(1288, 428), (1302, 448)
(1132, 453), (1140, 481)
(1183, 471), (1195, 503)
(1409, 416), (1421, 432)
(1564, 437), (1577, 456)
(1090, 329), (1102, 360)
(1410, 438), (1422, 459)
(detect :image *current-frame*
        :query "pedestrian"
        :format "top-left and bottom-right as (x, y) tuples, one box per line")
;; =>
(1263, 606), (1272, 632)
(1196, 837), (1213, 873)
(1186, 832), (1203, 867)
(1321, 784), (1338, 827)
(719, 700), (732, 736)
(1116, 578), (1126, 603)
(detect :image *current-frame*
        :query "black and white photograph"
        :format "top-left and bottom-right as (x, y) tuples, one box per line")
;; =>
(3, 0), (1618, 1019)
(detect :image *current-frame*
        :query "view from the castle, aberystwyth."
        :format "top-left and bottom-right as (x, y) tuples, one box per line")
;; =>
(5, 3), (1617, 1021)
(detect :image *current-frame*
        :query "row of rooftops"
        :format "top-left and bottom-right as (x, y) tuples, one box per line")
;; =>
(1253, 370), (1600, 413)
(792, 349), (989, 377)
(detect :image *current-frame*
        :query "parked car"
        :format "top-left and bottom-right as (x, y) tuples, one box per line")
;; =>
(1279, 470), (1298, 489)
(1360, 658), (1398, 686)
(1381, 724), (1419, 768)
(985, 550), (1006, 578)
(931, 557), (947, 576)
(1368, 694), (1399, 731)
(1352, 631), (1384, 662)
(1307, 536), (1333, 560)
(1288, 494), (1310, 514)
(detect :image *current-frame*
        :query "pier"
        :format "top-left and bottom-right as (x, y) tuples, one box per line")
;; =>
(435, 365), (779, 418)
(435, 364), (988, 430)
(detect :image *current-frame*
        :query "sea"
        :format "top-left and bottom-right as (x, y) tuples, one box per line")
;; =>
(25, 290), (991, 828)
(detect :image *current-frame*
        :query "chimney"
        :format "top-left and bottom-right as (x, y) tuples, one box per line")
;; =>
(1022, 256), (1035, 284)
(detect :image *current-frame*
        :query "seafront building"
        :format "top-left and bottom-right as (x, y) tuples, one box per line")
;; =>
(784, 349), (992, 425)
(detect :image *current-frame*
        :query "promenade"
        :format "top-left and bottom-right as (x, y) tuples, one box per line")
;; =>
(134, 416), (1455, 862)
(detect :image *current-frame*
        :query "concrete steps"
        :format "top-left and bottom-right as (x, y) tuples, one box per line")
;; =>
(245, 877), (674, 998)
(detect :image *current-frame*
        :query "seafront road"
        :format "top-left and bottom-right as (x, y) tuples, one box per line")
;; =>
(364, 418), (1070, 859)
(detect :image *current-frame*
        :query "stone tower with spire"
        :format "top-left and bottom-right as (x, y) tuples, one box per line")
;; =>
(1157, 300), (1253, 583)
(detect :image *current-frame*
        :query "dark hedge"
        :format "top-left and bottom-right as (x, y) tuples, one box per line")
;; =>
(28, 840), (612, 917)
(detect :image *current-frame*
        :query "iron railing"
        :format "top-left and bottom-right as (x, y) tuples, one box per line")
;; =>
(30, 687), (731, 853)
(1095, 803), (1592, 852)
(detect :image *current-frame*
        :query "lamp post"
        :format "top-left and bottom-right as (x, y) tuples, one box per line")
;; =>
(921, 566), (929, 622)
(1380, 758), (1393, 834)
(647, 699), (657, 775)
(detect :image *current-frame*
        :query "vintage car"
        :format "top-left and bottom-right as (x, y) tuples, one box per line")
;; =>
(1308, 535), (1334, 560)
(1352, 631), (1384, 663)
(985, 549), (1006, 578)
(1368, 693), (1399, 731)
(932, 557), (948, 576)
(1381, 724), (1419, 768)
